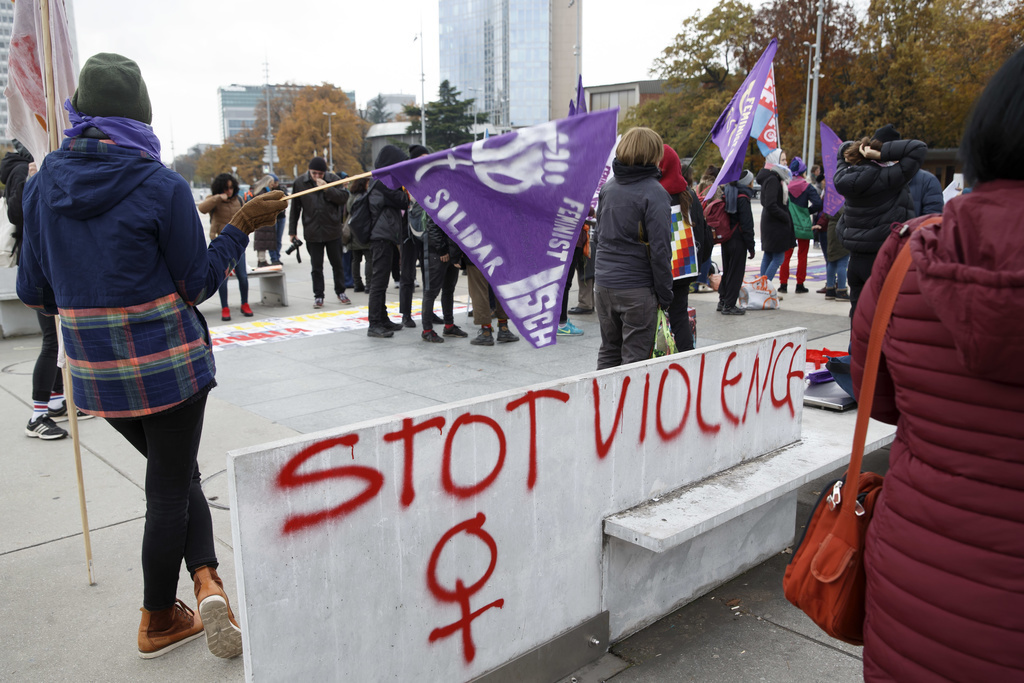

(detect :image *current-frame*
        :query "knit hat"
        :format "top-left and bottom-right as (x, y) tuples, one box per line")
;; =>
(308, 156), (328, 172)
(789, 157), (807, 176)
(872, 124), (901, 143)
(738, 170), (755, 188)
(408, 144), (430, 159)
(71, 53), (152, 124)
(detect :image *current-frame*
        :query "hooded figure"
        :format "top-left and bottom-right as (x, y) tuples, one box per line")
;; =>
(756, 148), (795, 255)
(365, 144), (411, 337)
(16, 52), (285, 660)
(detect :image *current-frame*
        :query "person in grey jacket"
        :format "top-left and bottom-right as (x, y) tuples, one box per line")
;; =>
(834, 124), (926, 314)
(366, 145), (410, 338)
(289, 156), (350, 307)
(593, 127), (673, 369)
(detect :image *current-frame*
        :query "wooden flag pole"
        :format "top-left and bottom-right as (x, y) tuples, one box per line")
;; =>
(285, 171), (373, 201)
(40, 0), (95, 586)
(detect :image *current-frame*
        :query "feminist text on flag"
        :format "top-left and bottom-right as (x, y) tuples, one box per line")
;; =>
(372, 109), (618, 348)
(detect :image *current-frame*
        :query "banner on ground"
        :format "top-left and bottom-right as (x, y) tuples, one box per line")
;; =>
(752, 65), (780, 156)
(372, 109), (618, 349)
(669, 206), (700, 280)
(703, 39), (779, 201)
(5, 0), (78, 162)
(820, 122), (845, 215)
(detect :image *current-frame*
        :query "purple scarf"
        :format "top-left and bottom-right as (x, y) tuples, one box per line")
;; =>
(63, 99), (162, 161)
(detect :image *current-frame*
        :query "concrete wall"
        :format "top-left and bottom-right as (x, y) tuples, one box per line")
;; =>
(229, 329), (806, 681)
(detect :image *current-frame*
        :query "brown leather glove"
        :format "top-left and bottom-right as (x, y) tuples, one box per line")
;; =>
(229, 191), (287, 235)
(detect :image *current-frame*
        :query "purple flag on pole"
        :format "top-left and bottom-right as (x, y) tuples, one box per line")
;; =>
(820, 122), (845, 215)
(372, 108), (618, 348)
(702, 39), (778, 201)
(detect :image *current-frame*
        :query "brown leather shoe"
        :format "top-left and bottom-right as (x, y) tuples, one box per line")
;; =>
(193, 566), (243, 658)
(138, 599), (204, 659)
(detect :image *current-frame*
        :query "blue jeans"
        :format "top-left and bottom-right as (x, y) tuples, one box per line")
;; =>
(269, 215), (286, 263)
(343, 249), (354, 288)
(827, 254), (850, 289)
(218, 266), (248, 308)
(760, 251), (786, 281)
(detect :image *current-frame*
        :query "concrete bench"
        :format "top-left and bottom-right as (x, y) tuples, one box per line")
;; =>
(247, 267), (288, 306)
(602, 406), (897, 640)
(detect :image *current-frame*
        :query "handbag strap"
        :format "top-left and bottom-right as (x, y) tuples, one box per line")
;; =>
(840, 216), (941, 515)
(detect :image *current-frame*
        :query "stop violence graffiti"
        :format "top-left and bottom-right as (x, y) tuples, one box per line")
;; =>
(266, 337), (804, 665)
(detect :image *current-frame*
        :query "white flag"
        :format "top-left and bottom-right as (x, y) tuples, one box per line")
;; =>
(5, 0), (78, 163)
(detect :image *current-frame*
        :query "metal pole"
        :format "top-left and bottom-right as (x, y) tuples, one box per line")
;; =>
(807, 0), (825, 167)
(323, 112), (336, 172)
(571, 0), (581, 82)
(419, 25), (427, 147)
(801, 41), (812, 163)
(265, 59), (274, 174)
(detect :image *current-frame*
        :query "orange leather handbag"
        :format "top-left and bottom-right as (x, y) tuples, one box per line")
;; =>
(782, 219), (936, 645)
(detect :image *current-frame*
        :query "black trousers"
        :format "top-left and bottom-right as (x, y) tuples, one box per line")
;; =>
(847, 251), (878, 319)
(307, 238), (346, 298)
(351, 248), (370, 288)
(559, 247), (585, 324)
(368, 239), (395, 326)
(399, 238), (426, 318)
(669, 279), (693, 352)
(32, 311), (62, 403)
(421, 252), (460, 331)
(718, 233), (747, 310)
(107, 393), (217, 611)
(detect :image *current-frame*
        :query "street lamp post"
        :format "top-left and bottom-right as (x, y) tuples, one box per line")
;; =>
(807, 0), (825, 167)
(801, 41), (814, 163)
(322, 111), (337, 172)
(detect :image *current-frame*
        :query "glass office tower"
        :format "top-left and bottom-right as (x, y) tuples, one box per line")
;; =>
(439, 0), (576, 129)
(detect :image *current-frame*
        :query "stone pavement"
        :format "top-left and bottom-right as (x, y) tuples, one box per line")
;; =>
(0, 218), (875, 682)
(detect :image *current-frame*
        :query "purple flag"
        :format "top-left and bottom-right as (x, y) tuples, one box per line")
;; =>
(574, 74), (587, 114)
(373, 108), (618, 348)
(702, 39), (778, 201)
(820, 122), (845, 215)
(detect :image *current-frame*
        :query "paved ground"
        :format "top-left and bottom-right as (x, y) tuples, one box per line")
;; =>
(0, 209), (876, 682)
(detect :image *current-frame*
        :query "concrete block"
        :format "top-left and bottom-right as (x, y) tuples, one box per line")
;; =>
(604, 494), (796, 642)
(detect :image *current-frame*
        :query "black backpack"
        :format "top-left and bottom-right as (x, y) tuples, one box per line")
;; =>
(347, 181), (376, 245)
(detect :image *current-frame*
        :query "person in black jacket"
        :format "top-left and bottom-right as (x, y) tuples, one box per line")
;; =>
(719, 171), (758, 315)
(1, 140), (80, 440)
(366, 145), (410, 338)
(593, 127), (673, 369)
(755, 148), (794, 283)
(400, 144), (431, 327)
(289, 156), (350, 308)
(834, 125), (926, 314)
(419, 210), (467, 342)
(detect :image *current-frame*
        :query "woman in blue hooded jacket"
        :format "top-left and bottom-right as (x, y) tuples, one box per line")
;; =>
(16, 53), (285, 661)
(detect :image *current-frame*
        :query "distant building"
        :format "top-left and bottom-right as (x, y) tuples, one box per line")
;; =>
(365, 122), (419, 163)
(217, 84), (354, 142)
(374, 93), (415, 121)
(585, 80), (667, 124)
(439, 0), (577, 129)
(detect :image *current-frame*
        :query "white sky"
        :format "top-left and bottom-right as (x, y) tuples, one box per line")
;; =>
(70, 0), (707, 164)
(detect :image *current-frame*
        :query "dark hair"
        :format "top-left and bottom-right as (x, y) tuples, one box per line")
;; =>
(960, 47), (1024, 185)
(680, 163), (694, 185)
(843, 138), (882, 165)
(211, 173), (236, 196)
(350, 177), (370, 194)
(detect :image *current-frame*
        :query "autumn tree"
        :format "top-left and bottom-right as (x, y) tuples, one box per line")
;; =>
(405, 80), (487, 151)
(274, 84), (368, 177)
(193, 123), (266, 187)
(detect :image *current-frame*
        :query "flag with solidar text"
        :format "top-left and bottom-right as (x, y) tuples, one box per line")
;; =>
(372, 109), (619, 348)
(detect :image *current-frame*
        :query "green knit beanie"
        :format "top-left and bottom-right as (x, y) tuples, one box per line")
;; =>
(71, 53), (152, 124)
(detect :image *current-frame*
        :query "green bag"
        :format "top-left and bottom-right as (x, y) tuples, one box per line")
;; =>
(789, 201), (814, 240)
(652, 308), (678, 358)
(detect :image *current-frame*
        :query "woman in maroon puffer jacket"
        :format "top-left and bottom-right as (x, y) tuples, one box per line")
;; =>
(851, 47), (1024, 682)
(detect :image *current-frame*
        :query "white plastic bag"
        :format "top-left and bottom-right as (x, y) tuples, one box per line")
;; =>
(739, 275), (779, 310)
(0, 198), (17, 268)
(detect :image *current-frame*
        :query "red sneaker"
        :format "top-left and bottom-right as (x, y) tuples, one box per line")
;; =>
(221, 307), (231, 321)
(240, 303), (253, 317)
